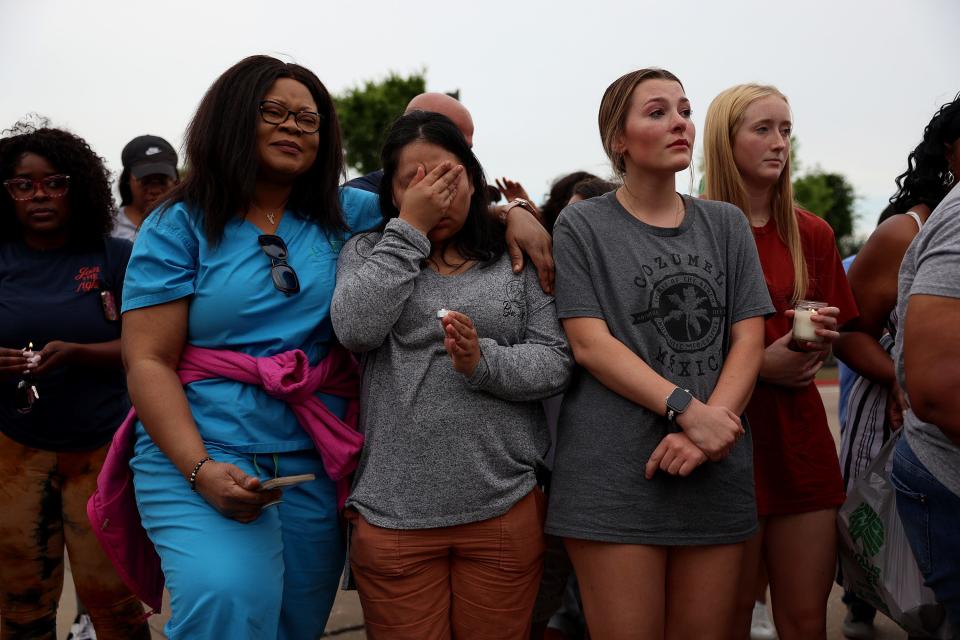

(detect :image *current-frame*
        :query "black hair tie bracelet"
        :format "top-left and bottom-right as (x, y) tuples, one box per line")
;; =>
(189, 456), (214, 491)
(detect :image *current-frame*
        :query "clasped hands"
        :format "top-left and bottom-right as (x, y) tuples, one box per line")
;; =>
(644, 399), (745, 480)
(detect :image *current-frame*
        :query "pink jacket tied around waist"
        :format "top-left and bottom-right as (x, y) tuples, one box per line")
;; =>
(86, 344), (363, 614)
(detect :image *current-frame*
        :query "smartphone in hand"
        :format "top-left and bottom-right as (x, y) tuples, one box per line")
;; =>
(258, 473), (316, 508)
(259, 473), (316, 491)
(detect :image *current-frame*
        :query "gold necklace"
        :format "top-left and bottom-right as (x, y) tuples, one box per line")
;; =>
(620, 187), (684, 226)
(252, 203), (284, 229)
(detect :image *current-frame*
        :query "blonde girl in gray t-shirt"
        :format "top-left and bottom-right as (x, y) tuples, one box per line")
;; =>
(545, 68), (773, 639)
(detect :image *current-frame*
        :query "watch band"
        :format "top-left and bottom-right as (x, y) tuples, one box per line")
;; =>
(499, 198), (535, 224)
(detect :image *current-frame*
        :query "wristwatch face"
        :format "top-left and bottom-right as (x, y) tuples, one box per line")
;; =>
(666, 387), (693, 414)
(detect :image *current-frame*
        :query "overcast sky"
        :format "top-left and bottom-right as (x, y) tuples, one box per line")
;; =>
(3, 0), (958, 237)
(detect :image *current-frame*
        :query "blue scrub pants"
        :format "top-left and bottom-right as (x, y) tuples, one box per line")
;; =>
(131, 444), (344, 640)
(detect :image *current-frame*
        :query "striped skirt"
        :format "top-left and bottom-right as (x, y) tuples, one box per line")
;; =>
(838, 332), (896, 491)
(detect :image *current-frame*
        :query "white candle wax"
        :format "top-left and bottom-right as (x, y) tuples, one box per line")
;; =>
(792, 308), (823, 343)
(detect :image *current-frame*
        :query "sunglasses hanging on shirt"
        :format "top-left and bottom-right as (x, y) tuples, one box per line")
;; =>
(258, 235), (300, 295)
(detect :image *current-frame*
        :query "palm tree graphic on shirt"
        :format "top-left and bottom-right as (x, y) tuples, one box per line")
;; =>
(665, 286), (710, 341)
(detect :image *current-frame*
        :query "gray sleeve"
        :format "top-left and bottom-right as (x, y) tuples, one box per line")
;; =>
(911, 197), (960, 301)
(466, 266), (573, 401)
(331, 218), (430, 352)
(727, 208), (775, 322)
(553, 211), (604, 320)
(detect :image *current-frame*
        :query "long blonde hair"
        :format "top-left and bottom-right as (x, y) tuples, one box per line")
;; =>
(703, 84), (808, 303)
(598, 68), (683, 179)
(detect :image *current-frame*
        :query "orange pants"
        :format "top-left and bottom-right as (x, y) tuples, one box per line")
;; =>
(0, 432), (150, 640)
(348, 488), (546, 640)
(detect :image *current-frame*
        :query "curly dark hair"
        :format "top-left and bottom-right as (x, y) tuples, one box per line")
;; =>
(377, 111), (504, 264)
(890, 92), (960, 213)
(540, 171), (597, 233)
(0, 121), (115, 247)
(160, 55), (345, 243)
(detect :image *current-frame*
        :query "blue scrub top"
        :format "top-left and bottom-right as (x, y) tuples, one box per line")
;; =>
(122, 187), (382, 454)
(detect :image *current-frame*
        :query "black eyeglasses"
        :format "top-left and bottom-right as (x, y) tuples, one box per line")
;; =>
(4, 174), (70, 201)
(258, 235), (300, 295)
(258, 100), (322, 134)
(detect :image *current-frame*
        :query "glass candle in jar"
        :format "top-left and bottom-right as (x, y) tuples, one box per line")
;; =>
(792, 300), (827, 343)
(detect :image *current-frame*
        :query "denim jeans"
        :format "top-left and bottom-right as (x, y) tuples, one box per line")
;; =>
(891, 436), (960, 631)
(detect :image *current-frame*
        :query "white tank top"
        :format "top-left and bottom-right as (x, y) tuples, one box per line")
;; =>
(905, 209), (924, 231)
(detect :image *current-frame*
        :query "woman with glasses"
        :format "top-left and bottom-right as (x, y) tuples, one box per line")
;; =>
(0, 123), (150, 639)
(115, 55), (385, 639)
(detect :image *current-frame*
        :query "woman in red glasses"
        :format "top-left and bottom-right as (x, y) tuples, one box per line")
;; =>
(0, 123), (150, 639)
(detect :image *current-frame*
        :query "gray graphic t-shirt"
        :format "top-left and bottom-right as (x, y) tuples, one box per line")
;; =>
(546, 192), (773, 545)
(895, 183), (960, 497)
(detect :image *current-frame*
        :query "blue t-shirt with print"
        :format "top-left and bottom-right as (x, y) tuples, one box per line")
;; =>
(122, 187), (382, 454)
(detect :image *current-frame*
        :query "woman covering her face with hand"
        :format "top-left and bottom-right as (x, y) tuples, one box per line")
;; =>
(0, 124), (149, 639)
(703, 84), (858, 640)
(119, 55), (383, 639)
(544, 69), (772, 640)
(331, 111), (571, 640)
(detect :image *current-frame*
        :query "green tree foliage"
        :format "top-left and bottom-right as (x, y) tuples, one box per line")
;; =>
(790, 135), (860, 254)
(793, 169), (857, 255)
(335, 70), (427, 176)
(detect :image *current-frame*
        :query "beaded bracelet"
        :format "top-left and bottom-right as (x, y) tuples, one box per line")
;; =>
(189, 456), (214, 491)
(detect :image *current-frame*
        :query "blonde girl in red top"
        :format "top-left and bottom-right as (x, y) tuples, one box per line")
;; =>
(703, 84), (858, 640)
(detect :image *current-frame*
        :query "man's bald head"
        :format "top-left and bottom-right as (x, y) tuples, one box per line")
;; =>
(405, 92), (475, 147)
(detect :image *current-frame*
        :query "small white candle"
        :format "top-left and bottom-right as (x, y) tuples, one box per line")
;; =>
(792, 301), (826, 343)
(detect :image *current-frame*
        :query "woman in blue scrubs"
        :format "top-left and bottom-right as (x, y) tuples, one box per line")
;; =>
(120, 56), (382, 640)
